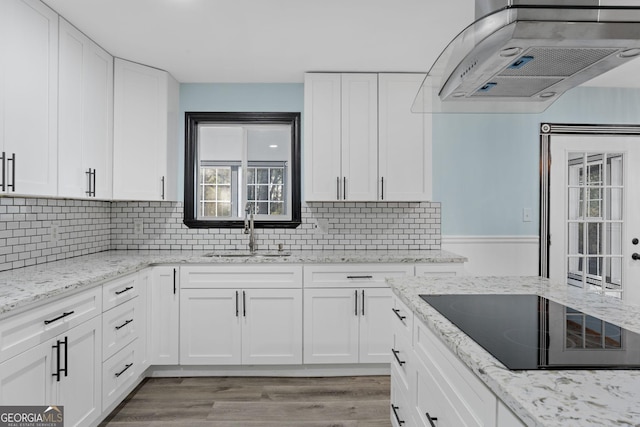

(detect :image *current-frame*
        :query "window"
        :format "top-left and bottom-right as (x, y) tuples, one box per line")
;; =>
(184, 112), (301, 228)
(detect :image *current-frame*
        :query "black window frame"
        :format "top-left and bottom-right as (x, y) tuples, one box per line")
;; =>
(184, 111), (302, 229)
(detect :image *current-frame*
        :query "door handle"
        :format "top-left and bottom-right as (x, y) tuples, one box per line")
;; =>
(633, 253), (640, 260)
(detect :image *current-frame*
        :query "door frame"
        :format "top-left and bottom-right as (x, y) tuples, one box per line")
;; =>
(539, 123), (640, 278)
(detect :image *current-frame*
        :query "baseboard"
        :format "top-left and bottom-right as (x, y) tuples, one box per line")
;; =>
(442, 235), (539, 276)
(146, 364), (390, 378)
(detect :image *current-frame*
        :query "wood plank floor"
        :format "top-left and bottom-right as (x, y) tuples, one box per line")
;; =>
(99, 376), (392, 427)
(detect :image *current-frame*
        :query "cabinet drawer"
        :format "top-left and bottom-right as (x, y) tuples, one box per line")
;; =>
(304, 264), (413, 288)
(103, 339), (139, 410)
(391, 331), (412, 397)
(415, 263), (464, 277)
(391, 370), (414, 427)
(392, 295), (413, 344)
(181, 265), (302, 289)
(414, 319), (496, 426)
(0, 287), (102, 362)
(103, 273), (139, 311)
(103, 297), (139, 361)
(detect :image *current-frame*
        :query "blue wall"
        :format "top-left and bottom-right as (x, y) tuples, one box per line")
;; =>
(179, 83), (640, 236)
(434, 87), (640, 236)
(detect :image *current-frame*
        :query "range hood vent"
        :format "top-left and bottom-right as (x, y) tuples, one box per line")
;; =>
(413, 1), (640, 114)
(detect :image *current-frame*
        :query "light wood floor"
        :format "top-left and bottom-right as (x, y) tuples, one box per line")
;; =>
(99, 376), (392, 427)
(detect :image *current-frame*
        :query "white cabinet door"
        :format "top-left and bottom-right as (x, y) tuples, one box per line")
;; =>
(113, 58), (178, 201)
(304, 73), (378, 201)
(303, 288), (359, 364)
(180, 288), (241, 365)
(58, 18), (113, 199)
(341, 74), (378, 201)
(55, 316), (102, 427)
(82, 36), (113, 199)
(242, 289), (302, 365)
(359, 287), (392, 363)
(0, 316), (102, 426)
(303, 73), (342, 201)
(378, 73), (431, 202)
(0, 339), (52, 405)
(149, 267), (179, 364)
(0, 0), (58, 196)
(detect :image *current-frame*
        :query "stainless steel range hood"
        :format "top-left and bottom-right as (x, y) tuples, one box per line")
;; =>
(413, 0), (640, 113)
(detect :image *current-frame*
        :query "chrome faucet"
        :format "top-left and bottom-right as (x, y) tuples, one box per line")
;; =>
(244, 203), (257, 253)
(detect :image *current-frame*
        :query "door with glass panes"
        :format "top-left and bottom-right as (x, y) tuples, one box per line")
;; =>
(549, 135), (640, 305)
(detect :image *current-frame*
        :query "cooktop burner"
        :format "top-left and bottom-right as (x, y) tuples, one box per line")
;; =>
(420, 294), (640, 370)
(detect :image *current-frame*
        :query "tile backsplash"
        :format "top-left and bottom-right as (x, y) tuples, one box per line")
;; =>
(0, 197), (441, 272)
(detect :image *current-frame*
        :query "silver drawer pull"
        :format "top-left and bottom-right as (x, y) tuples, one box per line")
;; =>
(115, 319), (134, 330)
(115, 286), (134, 295)
(44, 311), (74, 325)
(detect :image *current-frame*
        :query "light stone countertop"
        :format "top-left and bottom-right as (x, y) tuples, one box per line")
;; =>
(0, 249), (466, 317)
(386, 275), (640, 427)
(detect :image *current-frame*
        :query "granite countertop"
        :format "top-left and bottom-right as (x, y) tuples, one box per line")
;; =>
(387, 275), (640, 427)
(0, 249), (466, 317)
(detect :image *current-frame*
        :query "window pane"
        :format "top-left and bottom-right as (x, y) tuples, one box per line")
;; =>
(257, 169), (269, 184)
(218, 202), (231, 217)
(587, 187), (602, 218)
(204, 186), (217, 200)
(217, 186), (230, 201)
(567, 222), (582, 255)
(584, 316), (603, 349)
(270, 202), (284, 215)
(568, 188), (583, 220)
(257, 185), (269, 200)
(607, 188), (622, 220)
(217, 168), (231, 184)
(587, 158), (603, 185)
(246, 168), (255, 185)
(607, 154), (623, 186)
(604, 322), (622, 349)
(271, 168), (283, 184)
(566, 314), (583, 348)
(587, 223), (602, 255)
(256, 202), (268, 215)
(203, 168), (217, 184)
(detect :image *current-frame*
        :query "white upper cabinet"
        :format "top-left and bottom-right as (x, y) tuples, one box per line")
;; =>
(113, 58), (179, 201)
(0, 0), (58, 196)
(379, 73), (432, 201)
(341, 74), (379, 201)
(303, 73), (342, 201)
(305, 72), (431, 202)
(304, 73), (378, 201)
(58, 18), (113, 199)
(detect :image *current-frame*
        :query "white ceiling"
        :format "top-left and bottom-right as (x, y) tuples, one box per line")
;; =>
(42, 0), (476, 83)
(41, 0), (640, 87)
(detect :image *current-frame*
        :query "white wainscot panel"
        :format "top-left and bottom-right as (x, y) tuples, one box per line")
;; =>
(442, 235), (539, 276)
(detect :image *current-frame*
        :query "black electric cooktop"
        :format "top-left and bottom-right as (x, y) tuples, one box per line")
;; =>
(420, 294), (640, 370)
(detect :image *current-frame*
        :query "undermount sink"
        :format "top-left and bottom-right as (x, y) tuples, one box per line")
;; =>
(203, 251), (291, 258)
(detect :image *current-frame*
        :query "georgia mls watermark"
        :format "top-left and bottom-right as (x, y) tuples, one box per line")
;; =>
(0, 406), (63, 427)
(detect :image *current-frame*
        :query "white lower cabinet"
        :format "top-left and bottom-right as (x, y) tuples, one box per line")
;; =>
(179, 265), (303, 365)
(303, 287), (392, 364)
(302, 264), (412, 364)
(391, 294), (526, 427)
(0, 315), (102, 427)
(149, 266), (180, 365)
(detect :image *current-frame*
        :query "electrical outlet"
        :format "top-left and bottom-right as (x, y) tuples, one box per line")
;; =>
(315, 219), (329, 234)
(522, 208), (532, 222)
(133, 218), (144, 236)
(50, 223), (59, 243)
